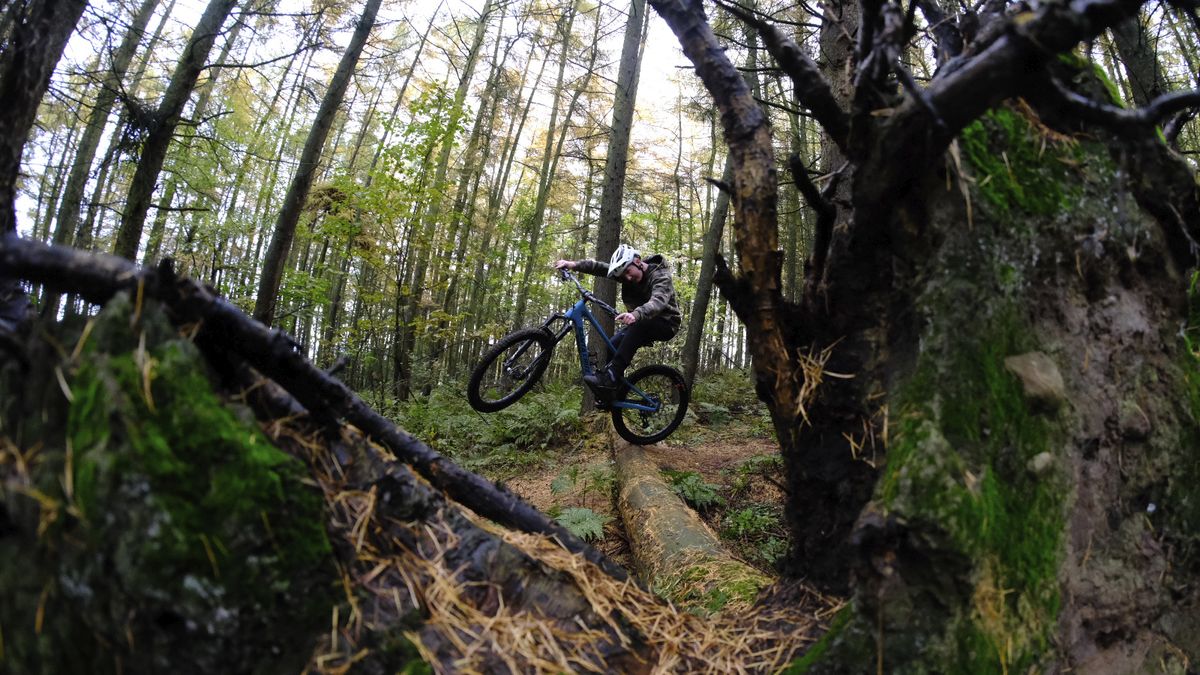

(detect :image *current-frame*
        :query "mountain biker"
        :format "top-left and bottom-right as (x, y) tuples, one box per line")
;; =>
(553, 244), (681, 396)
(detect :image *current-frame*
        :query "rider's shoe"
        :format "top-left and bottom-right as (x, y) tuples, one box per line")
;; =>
(583, 368), (618, 392)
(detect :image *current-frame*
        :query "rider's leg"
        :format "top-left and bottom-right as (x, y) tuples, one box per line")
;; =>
(608, 316), (675, 382)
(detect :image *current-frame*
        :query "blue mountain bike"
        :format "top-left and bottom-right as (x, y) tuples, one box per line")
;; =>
(467, 270), (689, 445)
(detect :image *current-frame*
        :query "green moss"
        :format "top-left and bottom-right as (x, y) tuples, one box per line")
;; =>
(873, 310), (1064, 672)
(0, 294), (339, 672)
(1057, 52), (1124, 106)
(665, 558), (769, 614)
(68, 339), (331, 605)
(959, 108), (1081, 217)
(1168, 277), (1200, 565)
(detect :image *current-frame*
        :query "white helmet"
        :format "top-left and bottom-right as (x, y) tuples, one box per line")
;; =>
(607, 244), (639, 278)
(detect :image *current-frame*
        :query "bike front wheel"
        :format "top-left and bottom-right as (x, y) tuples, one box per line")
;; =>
(611, 364), (689, 445)
(467, 328), (554, 412)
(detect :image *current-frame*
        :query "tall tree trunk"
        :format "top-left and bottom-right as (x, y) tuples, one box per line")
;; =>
(681, 19), (760, 389)
(588, 0), (648, 361)
(141, 10), (245, 266)
(0, 0), (88, 234)
(509, 2), (579, 330)
(392, 0), (495, 398)
(51, 0), (159, 247)
(112, 0), (236, 260)
(1109, 11), (1167, 107)
(653, 0), (1200, 670)
(252, 0), (381, 326)
(463, 29), (548, 354)
(31, 123), (78, 242)
(681, 155), (732, 389)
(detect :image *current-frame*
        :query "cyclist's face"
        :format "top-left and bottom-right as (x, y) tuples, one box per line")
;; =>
(620, 262), (643, 283)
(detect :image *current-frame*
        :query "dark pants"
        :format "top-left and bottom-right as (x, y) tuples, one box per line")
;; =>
(607, 315), (676, 377)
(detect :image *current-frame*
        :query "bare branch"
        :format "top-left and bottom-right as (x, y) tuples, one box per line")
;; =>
(924, 0), (1151, 138)
(703, 175), (732, 194)
(713, 0), (851, 150)
(207, 42), (320, 71)
(1046, 78), (1200, 132)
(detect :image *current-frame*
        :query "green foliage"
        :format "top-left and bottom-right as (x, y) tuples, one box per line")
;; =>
(550, 462), (615, 500)
(663, 469), (724, 510)
(693, 401), (731, 424)
(718, 502), (788, 567)
(959, 107), (1083, 217)
(729, 454), (784, 495)
(1167, 276), (1200, 567)
(691, 368), (763, 413)
(550, 469), (578, 494)
(1183, 270), (1200, 359)
(396, 381), (590, 478)
(674, 370), (774, 445)
(554, 507), (610, 541)
(721, 504), (782, 539)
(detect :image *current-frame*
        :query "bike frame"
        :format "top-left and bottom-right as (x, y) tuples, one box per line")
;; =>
(538, 271), (658, 413)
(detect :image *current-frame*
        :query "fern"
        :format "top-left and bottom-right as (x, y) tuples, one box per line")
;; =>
(663, 470), (724, 510)
(554, 507), (611, 541)
(550, 470), (577, 495)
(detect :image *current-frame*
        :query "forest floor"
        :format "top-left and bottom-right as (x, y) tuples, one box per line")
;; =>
(500, 411), (788, 575)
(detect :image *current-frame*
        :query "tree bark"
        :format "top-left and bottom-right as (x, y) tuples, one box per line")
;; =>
(652, 0), (1200, 669)
(51, 0), (159, 247)
(509, 1), (579, 330)
(392, 0), (495, 398)
(681, 155), (731, 389)
(252, 0), (381, 325)
(112, 0), (236, 260)
(0, 0), (88, 234)
(1109, 12), (1167, 107)
(585, 0), (648, 401)
(615, 442), (770, 614)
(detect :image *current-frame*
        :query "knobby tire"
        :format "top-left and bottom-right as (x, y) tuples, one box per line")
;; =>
(467, 328), (554, 412)
(611, 364), (689, 445)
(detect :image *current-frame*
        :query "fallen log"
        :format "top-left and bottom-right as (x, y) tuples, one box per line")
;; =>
(0, 242), (834, 672)
(0, 235), (628, 581)
(615, 441), (772, 614)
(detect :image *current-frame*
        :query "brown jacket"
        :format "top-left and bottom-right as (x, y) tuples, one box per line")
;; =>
(573, 254), (682, 333)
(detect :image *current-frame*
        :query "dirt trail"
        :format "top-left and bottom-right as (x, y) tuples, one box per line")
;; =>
(503, 433), (783, 570)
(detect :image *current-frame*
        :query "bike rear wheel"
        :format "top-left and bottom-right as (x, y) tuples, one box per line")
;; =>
(611, 364), (689, 445)
(467, 328), (554, 412)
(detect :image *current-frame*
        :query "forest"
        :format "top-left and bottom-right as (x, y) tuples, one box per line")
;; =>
(2, 0), (1200, 671)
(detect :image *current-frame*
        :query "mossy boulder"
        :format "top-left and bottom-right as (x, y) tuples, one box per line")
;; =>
(0, 293), (336, 673)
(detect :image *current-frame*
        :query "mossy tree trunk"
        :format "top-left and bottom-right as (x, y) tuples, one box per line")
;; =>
(650, 0), (1200, 670)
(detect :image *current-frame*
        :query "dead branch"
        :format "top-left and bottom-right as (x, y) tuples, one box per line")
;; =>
(1046, 78), (1200, 133)
(714, 0), (851, 151)
(0, 235), (629, 583)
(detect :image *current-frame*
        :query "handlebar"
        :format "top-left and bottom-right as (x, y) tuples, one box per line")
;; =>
(556, 268), (617, 317)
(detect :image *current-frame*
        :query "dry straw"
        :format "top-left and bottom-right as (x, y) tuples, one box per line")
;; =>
(273, 421), (840, 674)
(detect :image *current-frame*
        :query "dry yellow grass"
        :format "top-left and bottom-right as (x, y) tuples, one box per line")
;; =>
(273, 421), (841, 674)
